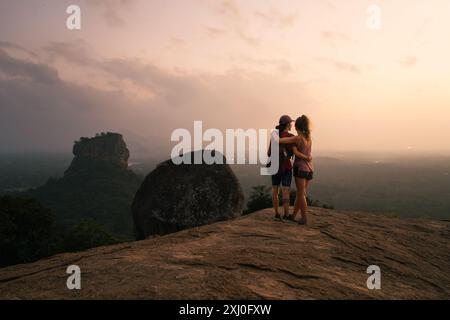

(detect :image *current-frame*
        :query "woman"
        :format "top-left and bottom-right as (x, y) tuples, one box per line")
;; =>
(279, 115), (314, 225)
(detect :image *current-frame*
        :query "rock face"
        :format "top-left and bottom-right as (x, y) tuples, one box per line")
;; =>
(0, 207), (449, 300)
(23, 132), (141, 239)
(132, 150), (244, 239)
(66, 132), (130, 175)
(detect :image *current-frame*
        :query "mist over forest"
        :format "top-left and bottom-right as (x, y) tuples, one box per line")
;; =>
(1, 151), (449, 219)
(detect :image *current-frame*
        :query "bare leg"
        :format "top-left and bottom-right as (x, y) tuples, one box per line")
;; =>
(297, 178), (308, 223)
(305, 180), (309, 197)
(292, 178), (302, 219)
(272, 187), (280, 217)
(293, 196), (299, 218)
(281, 187), (290, 218)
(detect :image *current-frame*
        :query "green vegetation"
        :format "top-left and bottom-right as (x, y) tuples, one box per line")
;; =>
(62, 219), (117, 252)
(244, 185), (272, 214)
(231, 154), (450, 219)
(23, 162), (142, 240)
(12, 132), (144, 240)
(3, 154), (450, 221)
(0, 196), (120, 267)
(0, 153), (71, 192)
(244, 185), (334, 215)
(0, 196), (58, 267)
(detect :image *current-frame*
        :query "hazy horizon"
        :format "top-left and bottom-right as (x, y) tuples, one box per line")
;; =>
(1, 0), (450, 154)
(2, 146), (450, 162)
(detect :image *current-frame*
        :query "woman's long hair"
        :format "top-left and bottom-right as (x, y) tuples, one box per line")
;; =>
(295, 115), (312, 140)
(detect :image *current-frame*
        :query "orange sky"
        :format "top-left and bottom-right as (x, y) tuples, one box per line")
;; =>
(0, 0), (449, 154)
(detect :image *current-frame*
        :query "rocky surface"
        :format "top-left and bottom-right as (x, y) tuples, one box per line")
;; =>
(66, 132), (130, 175)
(132, 151), (244, 239)
(1, 207), (449, 299)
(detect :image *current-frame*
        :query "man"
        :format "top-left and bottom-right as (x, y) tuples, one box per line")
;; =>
(269, 115), (294, 220)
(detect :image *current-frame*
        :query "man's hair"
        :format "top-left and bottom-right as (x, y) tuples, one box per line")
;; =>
(276, 122), (289, 132)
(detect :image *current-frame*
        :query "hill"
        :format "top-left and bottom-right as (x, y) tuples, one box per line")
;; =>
(22, 133), (142, 239)
(0, 207), (449, 299)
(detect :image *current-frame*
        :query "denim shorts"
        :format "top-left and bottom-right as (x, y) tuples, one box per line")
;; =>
(271, 170), (292, 187)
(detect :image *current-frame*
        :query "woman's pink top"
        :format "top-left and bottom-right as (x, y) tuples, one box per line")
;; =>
(294, 139), (314, 172)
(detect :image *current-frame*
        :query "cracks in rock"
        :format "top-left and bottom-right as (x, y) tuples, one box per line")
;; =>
(276, 268), (322, 280)
(236, 263), (321, 281)
(279, 280), (304, 290)
(319, 230), (367, 252)
(0, 246), (132, 284)
(383, 255), (408, 265)
(236, 263), (273, 272)
(332, 256), (367, 268)
(234, 233), (280, 240)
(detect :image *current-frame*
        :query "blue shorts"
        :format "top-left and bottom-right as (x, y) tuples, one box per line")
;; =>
(271, 170), (292, 188)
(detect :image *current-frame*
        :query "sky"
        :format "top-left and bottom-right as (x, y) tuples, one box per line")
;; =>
(0, 0), (449, 156)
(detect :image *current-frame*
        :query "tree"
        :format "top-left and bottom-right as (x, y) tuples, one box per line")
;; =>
(0, 196), (58, 267)
(0, 196), (120, 267)
(244, 185), (272, 215)
(62, 219), (118, 252)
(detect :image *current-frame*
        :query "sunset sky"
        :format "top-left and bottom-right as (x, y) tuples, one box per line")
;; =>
(1, 0), (449, 156)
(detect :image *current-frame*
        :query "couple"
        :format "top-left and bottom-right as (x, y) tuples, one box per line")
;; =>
(270, 115), (313, 225)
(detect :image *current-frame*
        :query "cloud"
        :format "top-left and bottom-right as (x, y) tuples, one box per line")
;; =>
(316, 57), (361, 75)
(0, 41), (38, 59)
(213, 0), (259, 47)
(218, 0), (241, 20)
(236, 30), (260, 47)
(254, 9), (298, 29)
(87, 0), (138, 28)
(321, 31), (352, 45)
(204, 26), (227, 39)
(0, 47), (139, 151)
(397, 57), (418, 68)
(41, 40), (202, 97)
(0, 48), (60, 84)
(228, 55), (292, 74)
(0, 41), (311, 153)
(43, 40), (96, 66)
(325, 1), (336, 10)
(415, 18), (431, 38)
(213, 3), (297, 46)
(168, 37), (185, 47)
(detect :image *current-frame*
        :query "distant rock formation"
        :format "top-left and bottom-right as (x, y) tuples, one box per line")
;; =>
(132, 150), (244, 239)
(65, 132), (130, 175)
(1, 207), (449, 299)
(23, 132), (141, 239)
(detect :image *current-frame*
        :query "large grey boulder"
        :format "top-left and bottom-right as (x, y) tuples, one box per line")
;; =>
(132, 151), (244, 239)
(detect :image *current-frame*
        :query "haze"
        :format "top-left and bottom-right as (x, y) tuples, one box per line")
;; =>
(1, 0), (449, 156)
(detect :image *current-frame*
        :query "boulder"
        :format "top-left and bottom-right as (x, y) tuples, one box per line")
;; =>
(132, 150), (244, 239)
